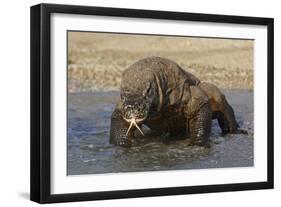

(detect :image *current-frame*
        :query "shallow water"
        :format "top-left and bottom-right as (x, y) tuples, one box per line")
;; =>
(67, 90), (253, 175)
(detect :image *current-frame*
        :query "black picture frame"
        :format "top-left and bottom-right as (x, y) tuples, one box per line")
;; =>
(30, 3), (274, 204)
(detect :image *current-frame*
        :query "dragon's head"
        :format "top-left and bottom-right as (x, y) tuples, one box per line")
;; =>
(120, 68), (160, 135)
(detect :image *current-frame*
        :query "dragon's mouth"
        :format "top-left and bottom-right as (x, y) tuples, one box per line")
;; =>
(124, 118), (145, 136)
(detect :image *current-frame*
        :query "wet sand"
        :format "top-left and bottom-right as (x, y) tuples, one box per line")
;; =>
(67, 90), (253, 175)
(68, 32), (253, 92)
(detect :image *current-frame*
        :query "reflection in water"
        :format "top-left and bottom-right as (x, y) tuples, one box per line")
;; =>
(67, 91), (253, 175)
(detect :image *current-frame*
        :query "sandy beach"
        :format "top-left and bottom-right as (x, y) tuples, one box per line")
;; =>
(67, 32), (253, 92)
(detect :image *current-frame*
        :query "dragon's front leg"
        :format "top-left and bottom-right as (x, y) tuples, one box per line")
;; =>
(109, 108), (134, 147)
(184, 86), (212, 147)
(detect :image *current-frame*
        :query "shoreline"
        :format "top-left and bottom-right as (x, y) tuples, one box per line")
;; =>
(68, 64), (253, 93)
(68, 32), (253, 93)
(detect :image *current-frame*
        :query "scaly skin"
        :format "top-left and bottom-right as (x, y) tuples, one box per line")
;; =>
(109, 108), (134, 147)
(198, 82), (242, 134)
(110, 86), (212, 147)
(185, 86), (212, 146)
(109, 56), (242, 147)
